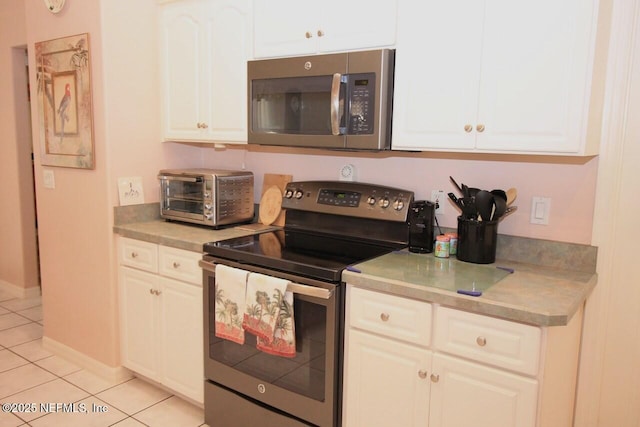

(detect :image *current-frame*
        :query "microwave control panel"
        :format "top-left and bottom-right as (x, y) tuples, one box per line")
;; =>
(347, 73), (375, 135)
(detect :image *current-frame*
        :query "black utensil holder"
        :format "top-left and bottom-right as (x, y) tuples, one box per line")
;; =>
(456, 217), (498, 264)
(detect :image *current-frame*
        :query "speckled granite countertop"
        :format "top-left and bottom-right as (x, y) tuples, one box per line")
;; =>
(114, 203), (597, 327)
(343, 250), (596, 327)
(112, 202), (276, 252)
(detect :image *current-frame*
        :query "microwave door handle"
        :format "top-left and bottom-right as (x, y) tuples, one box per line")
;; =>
(330, 73), (342, 136)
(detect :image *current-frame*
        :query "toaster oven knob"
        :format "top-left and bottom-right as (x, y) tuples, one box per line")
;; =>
(378, 197), (390, 208)
(393, 199), (405, 211)
(204, 192), (211, 199)
(205, 203), (212, 210)
(205, 213), (213, 220)
(366, 196), (376, 205)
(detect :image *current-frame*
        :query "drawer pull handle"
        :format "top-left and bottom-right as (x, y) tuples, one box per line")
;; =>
(149, 288), (154, 294)
(305, 31), (313, 39)
(476, 336), (487, 347)
(464, 124), (473, 133)
(131, 252), (138, 258)
(380, 313), (390, 322)
(173, 262), (180, 269)
(418, 370), (428, 379)
(476, 124), (485, 132)
(430, 374), (440, 383)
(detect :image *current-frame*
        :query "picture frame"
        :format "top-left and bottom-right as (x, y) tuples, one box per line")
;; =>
(35, 33), (94, 169)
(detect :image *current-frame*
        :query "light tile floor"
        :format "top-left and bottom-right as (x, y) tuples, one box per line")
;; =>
(0, 290), (206, 427)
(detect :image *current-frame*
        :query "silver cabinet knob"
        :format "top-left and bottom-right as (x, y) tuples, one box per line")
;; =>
(197, 122), (208, 129)
(418, 370), (428, 379)
(305, 31), (313, 38)
(149, 288), (154, 294)
(172, 262), (180, 269)
(317, 30), (325, 37)
(476, 336), (487, 347)
(131, 252), (138, 258)
(464, 124), (473, 133)
(430, 373), (440, 383)
(380, 313), (390, 322)
(476, 124), (485, 132)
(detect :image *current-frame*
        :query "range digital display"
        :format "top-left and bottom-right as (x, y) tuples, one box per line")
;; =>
(318, 189), (361, 207)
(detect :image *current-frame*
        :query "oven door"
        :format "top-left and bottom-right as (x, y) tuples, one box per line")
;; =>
(201, 257), (343, 427)
(159, 174), (208, 223)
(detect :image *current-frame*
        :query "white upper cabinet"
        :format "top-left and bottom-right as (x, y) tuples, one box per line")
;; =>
(253, 0), (398, 58)
(392, 0), (604, 155)
(159, 0), (251, 143)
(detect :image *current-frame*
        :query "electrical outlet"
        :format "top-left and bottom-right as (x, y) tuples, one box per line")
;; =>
(431, 190), (445, 215)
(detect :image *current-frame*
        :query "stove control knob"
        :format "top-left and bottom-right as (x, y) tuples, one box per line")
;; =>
(378, 197), (390, 208)
(393, 199), (405, 211)
(284, 189), (294, 199)
(295, 190), (304, 199)
(366, 196), (376, 206)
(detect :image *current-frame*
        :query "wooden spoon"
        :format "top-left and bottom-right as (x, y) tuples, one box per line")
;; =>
(506, 188), (517, 206)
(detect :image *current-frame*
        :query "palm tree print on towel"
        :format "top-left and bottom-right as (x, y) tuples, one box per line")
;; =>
(257, 290), (296, 358)
(215, 288), (245, 344)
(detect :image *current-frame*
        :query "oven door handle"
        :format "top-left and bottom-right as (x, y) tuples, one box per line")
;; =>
(199, 260), (333, 300)
(157, 174), (203, 183)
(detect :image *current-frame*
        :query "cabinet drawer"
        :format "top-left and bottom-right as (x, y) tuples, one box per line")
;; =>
(434, 306), (542, 376)
(119, 237), (158, 273)
(348, 287), (432, 347)
(159, 246), (202, 286)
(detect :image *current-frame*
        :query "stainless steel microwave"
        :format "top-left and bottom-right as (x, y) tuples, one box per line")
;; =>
(248, 49), (395, 150)
(158, 169), (254, 228)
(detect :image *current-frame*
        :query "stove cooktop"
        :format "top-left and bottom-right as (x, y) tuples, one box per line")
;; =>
(203, 230), (403, 282)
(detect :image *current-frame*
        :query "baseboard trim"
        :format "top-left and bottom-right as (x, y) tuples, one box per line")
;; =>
(42, 336), (132, 383)
(0, 279), (41, 299)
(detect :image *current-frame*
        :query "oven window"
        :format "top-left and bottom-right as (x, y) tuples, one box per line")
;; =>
(252, 76), (345, 136)
(208, 282), (327, 401)
(164, 180), (204, 214)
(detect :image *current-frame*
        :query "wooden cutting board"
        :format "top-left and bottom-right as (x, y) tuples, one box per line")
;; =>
(259, 186), (283, 226)
(260, 173), (292, 226)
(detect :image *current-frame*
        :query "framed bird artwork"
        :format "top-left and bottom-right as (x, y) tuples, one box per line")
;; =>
(35, 33), (95, 169)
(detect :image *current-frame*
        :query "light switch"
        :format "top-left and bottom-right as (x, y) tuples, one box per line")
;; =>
(43, 169), (55, 189)
(530, 196), (550, 225)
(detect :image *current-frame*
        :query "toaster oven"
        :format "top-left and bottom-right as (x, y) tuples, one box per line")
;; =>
(158, 169), (254, 228)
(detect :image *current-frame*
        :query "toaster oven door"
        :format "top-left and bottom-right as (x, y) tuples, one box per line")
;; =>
(159, 175), (209, 223)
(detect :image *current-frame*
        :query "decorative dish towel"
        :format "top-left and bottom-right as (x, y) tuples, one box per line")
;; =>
(257, 290), (296, 358)
(214, 265), (248, 345)
(243, 273), (294, 349)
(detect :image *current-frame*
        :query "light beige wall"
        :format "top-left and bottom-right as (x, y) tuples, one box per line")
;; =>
(575, 0), (640, 424)
(24, 0), (118, 366)
(0, 0), (39, 295)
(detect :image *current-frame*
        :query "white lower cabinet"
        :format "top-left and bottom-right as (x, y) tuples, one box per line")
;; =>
(429, 353), (537, 427)
(118, 237), (203, 404)
(344, 286), (580, 427)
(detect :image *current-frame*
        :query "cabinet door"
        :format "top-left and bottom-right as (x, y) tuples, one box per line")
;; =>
(317, 0), (398, 54)
(159, 277), (204, 404)
(392, 0), (483, 151)
(475, 0), (597, 153)
(253, 0), (397, 58)
(160, 0), (250, 143)
(160, 1), (204, 140)
(204, 0), (251, 142)
(253, 0), (317, 58)
(429, 353), (538, 427)
(119, 267), (160, 380)
(343, 329), (431, 427)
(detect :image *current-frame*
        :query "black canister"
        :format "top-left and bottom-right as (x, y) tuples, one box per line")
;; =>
(456, 216), (498, 264)
(408, 200), (435, 253)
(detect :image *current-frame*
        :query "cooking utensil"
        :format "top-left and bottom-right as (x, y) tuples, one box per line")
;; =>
(492, 195), (507, 220)
(460, 197), (477, 219)
(474, 190), (494, 221)
(448, 192), (463, 211)
(449, 176), (463, 195)
(506, 188), (517, 206)
(491, 189), (507, 202)
(501, 205), (518, 219)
